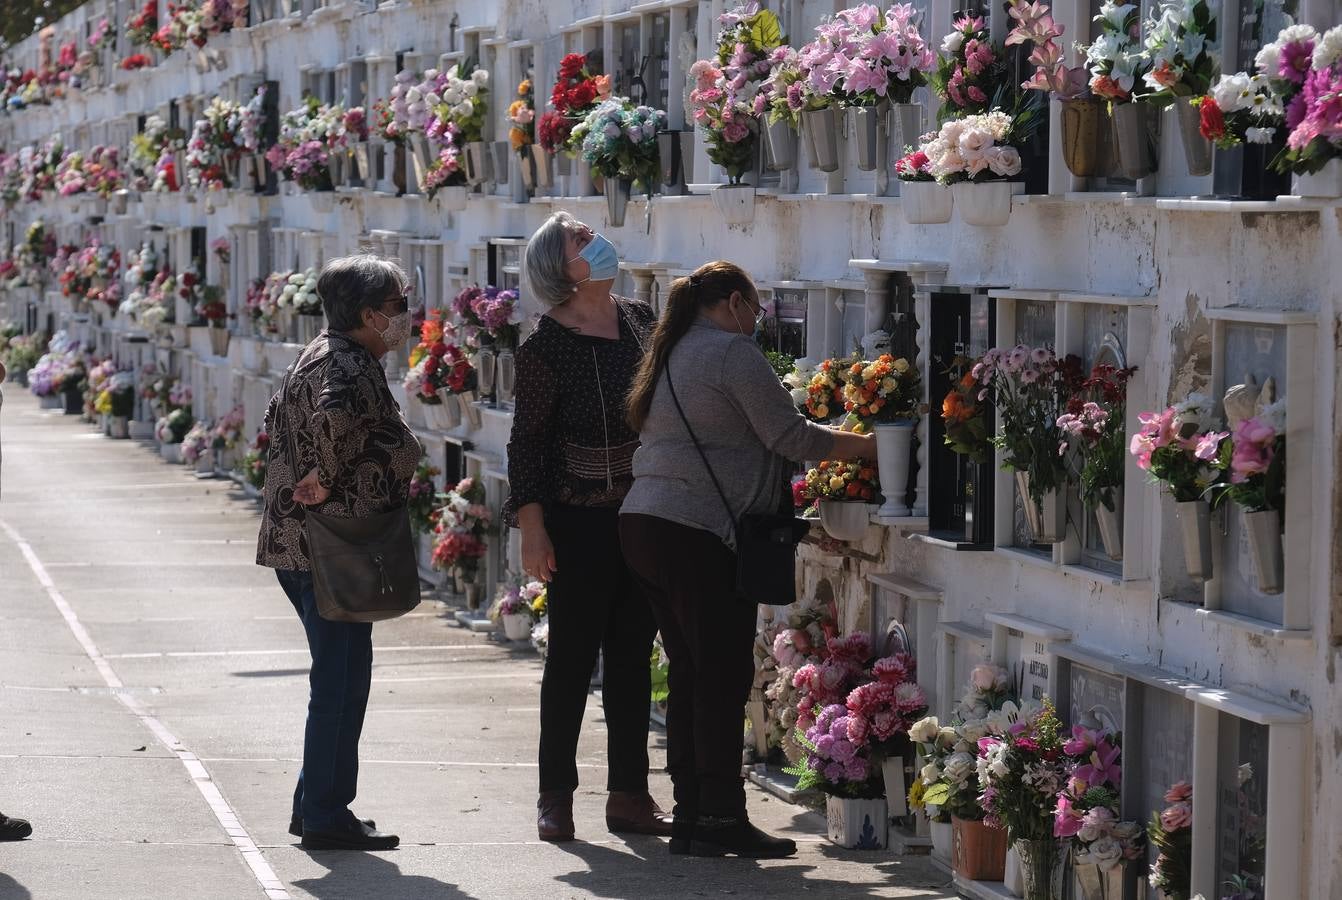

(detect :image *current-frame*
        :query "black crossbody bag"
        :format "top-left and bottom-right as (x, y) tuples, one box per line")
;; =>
(666, 367), (810, 607)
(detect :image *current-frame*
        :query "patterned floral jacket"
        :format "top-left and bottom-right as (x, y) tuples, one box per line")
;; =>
(255, 330), (422, 571)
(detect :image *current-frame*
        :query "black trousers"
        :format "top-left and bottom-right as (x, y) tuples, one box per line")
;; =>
(538, 504), (658, 795)
(619, 513), (758, 819)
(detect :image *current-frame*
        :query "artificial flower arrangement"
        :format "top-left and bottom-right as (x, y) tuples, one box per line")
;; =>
(27, 332), (85, 398)
(753, 605), (838, 763)
(129, 116), (185, 190)
(1271, 24), (1342, 176)
(489, 580), (546, 625)
(196, 284), (228, 328)
(120, 53), (153, 72)
(971, 344), (1085, 511)
(242, 431), (270, 489)
(759, 46), (809, 132)
(211, 237), (230, 266)
(1010, 0), (1088, 102)
(571, 98), (668, 190)
(801, 3), (935, 113)
(840, 353), (921, 432)
(1127, 393), (1226, 502)
(125, 0), (159, 48)
(538, 52), (612, 157)
(799, 356), (860, 421)
(0, 332), (45, 380)
(84, 357), (118, 418)
(1056, 364), (1136, 516)
(371, 99), (403, 145)
(265, 97), (350, 191)
(1208, 399), (1285, 515)
(508, 78), (536, 154)
(181, 420), (214, 464)
(688, 3), (786, 183)
(88, 17), (116, 53)
(1085, 1), (1148, 103)
(1053, 725), (1145, 872)
(185, 89), (267, 191)
(54, 146), (125, 197)
(919, 110), (1027, 183)
(95, 370), (137, 418)
(940, 358), (993, 464)
(273, 268), (321, 315)
(430, 476), (492, 582)
(894, 147), (935, 181)
(407, 459), (443, 535)
(931, 15), (1008, 118)
(450, 283), (523, 350)
(211, 404), (245, 455)
(1196, 70), (1285, 149)
(243, 278), (275, 335)
(155, 408), (195, 446)
(1135, 0), (1217, 108)
(407, 309), (477, 395)
(799, 459), (880, 504)
(396, 63), (489, 149)
(1147, 781), (1193, 900)
(137, 365), (179, 417)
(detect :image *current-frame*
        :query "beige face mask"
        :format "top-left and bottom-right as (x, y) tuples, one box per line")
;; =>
(372, 309), (413, 351)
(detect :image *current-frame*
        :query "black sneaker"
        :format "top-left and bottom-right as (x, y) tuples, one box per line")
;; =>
(301, 819), (399, 851)
(289, 816), (375, 838)
(0, 814), (32, 841)
(688, 815), (796, 859)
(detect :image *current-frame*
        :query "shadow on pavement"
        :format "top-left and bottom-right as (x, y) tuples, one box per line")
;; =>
(0, 873), (32, 899)
(551, 838), (950, 899)
(292, 850), (476, 899)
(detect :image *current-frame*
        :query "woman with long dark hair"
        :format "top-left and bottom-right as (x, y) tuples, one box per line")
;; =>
(620, 260), (874, 858)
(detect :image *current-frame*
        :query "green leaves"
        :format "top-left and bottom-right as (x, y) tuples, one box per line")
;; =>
(746, 10), (784, 53)
(922, 782), (952, 806)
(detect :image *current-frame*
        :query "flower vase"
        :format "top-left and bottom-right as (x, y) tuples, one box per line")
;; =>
(819, 500), (873, 542)
(1292, 158), (1342, 198)
(518, 148), (537, 191)
(891, 102), (923, 155)
(496, 349), (516, 407)
(825, 796), (887, 850)
(1245, 508), (1284, 594)
(490, 142), (511, 186)
(1174, 97), (1212, 177)
(463, 142), (491, 186)
(1015, 472), (1066, 544)
(1015, 839), (1064, 900)
(678, 130), (696, 185)
(899, 180), (953, 224)
(851, 101), (888, 172)
(351, 142), (371, 184)
(329, 150), (347, 188)
(874, 422), (915, 517)
(502, 613), (532, 641)
(421, 399), (451, 431)
(109, 415), (130, 439)
(1111, 101), (1157, 180)
(159, 442), (183, 464)
(464, 581), (483, 611)
(880, 754), (908, 817)
(208, 325), (230, 358)
(555, 151), (573, 177)
(1176, 499), (1213, 581)
(39, 394), (62, 410)
(765, 119), (795, 172)
(930, 820), (953, 865)
(434, 388), (463, 428)
(951, 816), (1007, 881)
(803, 107), (841, 173)
(1074, 859), (1126, 900)
(295, 312), (322, 346)
(605, 177), (632, 228)
(658, 130), (687, 190)
(1093, 487), (1123, 561)
(458, 390), (482, 428)
(530, 145), (554, 189)
(62, 386), (83, 415)
(953, 180), (1020, 226)
(712, 184), (756, 225)
(1060, 97), (1108, 178)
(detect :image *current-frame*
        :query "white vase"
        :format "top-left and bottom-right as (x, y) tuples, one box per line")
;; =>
(1176, 499), (1213, 581)
(1074, 858), (1126, 900)
(819, 500), (873, 542)
(159, 442), (183, 464)
(900, 180), (953, 224)
(438, 185), (468, 211)
(850, 101), (888, 172)
(1015, 471), (1066, 543)
(1291, 158), (1342, 198)
(712, 184), (756, 225)
(421, 400), (451, 431)
(803, 107), (841, 173)
(458, 391), (482, 428)
(502, 613), (533, 641)
(1244, 507), (1284, 594)
(881, 756), (908, 817)
(1003, 844), (1023, 895)
(953, 180), (1020, 226)
(930, 820), (953, 865)
(875, 422), (915, 517)
(435, 388), (463, 428)
(825, 795), (887, 849)
(1092, 487), (1123, 561)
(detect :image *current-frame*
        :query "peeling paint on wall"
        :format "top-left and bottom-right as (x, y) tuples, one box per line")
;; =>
(1168, 292), (1211, 403)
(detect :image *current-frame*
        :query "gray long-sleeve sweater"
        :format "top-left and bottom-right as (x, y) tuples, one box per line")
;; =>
(621, 317), (836, 547)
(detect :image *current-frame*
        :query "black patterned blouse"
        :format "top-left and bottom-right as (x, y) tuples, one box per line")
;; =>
(256, 330), (423, 571)
(503, 296), (655, 528)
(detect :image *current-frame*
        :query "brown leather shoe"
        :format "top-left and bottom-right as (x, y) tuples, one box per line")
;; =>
(606, 791), (674, 837)
(537, 791), (575, 842)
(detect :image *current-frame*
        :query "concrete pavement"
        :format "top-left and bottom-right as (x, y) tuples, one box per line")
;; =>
(0, 390), (953, 900)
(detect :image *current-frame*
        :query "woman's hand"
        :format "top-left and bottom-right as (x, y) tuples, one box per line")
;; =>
(830, 429), (877, 461)
(518, 503), (557, 582)
(293, 468), (331, 506)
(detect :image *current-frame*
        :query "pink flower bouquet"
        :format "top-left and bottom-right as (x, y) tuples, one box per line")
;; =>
(1147, 781), (1193, 899)
(1128, 393), (1227, 502)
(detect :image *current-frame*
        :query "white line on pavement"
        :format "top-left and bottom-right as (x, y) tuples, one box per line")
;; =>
(198, 756), (610, 770)
(0, 518), (290, 900)
(104, 644), (503, 659)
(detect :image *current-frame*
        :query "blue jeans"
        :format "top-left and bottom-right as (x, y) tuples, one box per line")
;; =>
(277, 569), (373, 831)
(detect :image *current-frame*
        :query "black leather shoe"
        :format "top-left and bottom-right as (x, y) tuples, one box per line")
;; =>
(0, 814), (32, 841)
(301, 819), (399, 851)
(688, 815), (796, 859)
(668, 804), (695, 855)
(289, 816), (375, 838)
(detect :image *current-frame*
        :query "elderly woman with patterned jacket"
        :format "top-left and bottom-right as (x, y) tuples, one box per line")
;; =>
(505, 211), (671, 843)
(256, 254), (421, 852)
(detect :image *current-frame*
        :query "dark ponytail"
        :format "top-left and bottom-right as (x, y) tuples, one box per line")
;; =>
(626, 259), (756, 431)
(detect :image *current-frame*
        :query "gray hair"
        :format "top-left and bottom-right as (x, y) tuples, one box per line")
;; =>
(318, 254), (409, 331)
(523, 211), (581, 307)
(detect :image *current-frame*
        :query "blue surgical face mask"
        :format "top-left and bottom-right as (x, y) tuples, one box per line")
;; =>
(570, 233), (620, 286)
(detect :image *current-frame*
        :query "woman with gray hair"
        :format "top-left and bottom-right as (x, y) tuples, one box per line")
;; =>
(256, 254), (421, 851)
(504, 212), (670, 843)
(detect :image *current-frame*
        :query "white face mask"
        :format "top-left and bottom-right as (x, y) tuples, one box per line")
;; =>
(372, 309), (412, 351)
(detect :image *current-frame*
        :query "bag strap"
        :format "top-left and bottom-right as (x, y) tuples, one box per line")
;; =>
(665, 363), (740, 539)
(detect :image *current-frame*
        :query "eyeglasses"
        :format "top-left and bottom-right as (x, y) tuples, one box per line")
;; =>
(379, 291), (411, 315)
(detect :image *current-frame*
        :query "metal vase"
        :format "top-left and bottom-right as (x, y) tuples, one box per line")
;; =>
(1014, 840), (1063, 900)
(658, 130), (686, 190)
(679, 130), (696, 184)
(765, 118), (795, 171)
(1111, 101), (1157, 180)
(1074, 859), (1125, 900)
(528, 145), (553, 188)
(457, 390), (482, 428)
(464, 581), (482, 611)
(1176, 499), (1213, 581)
(1015, 471), (1066, 543)
(605, 177), (632, 227)
(463, 142), (491, 186)
(491, 141), (511, 185)
(496, 349), (516, 407)
(1244, 508), (1284, 594)
(476, 348), (497, 405)
(1093, 487), (1123, 560)
(1060, 97), (1107, 178)
(803, 107), (841, 173)
(554, 151), (572, 177)
(208, 325), (230, 358)
(851, 103), (887, 172)
(329, 149), (346, 188)
(1174, 96), (1213, 176)
(891, 102), (923, 154)
(351, 142), (370, 183)
(519, 150), (537, 191)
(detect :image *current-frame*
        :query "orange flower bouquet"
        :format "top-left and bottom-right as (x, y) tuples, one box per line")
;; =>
(841, 353), (921, 432)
